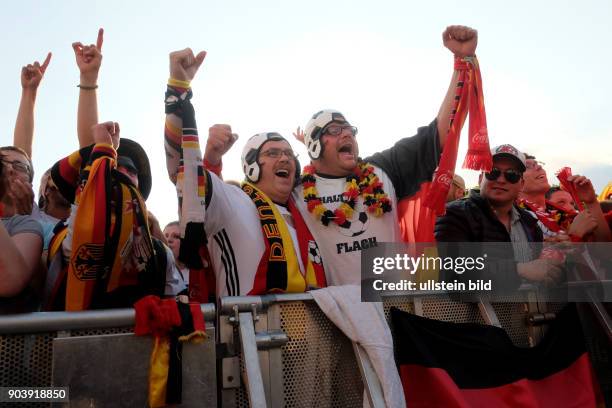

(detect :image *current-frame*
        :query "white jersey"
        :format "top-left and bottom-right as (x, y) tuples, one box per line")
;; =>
(293, 120), (441, 286)
(293, 166), (399, 286)
(205, 173), (305, 297)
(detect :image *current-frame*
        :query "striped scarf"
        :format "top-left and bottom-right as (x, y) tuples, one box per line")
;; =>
(165, 80), (208, 273)
(47, 144), (161, 310)
(134, 295), (207, 408)
(243, 183), (326, 295)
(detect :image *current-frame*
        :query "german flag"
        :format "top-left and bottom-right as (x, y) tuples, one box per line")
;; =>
(391, 305), (603, 407)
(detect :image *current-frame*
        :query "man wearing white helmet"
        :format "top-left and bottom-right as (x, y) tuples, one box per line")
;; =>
(163, 48), (326, 297)
(295, 25), (479, 286)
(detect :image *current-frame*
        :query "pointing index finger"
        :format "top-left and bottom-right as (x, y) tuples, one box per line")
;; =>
(40, 52), (52, 73)
(96, 28), (104, 51)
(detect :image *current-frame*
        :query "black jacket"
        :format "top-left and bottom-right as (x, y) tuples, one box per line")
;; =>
(434, 191), (543, 293)
(435, 191), (543, 243)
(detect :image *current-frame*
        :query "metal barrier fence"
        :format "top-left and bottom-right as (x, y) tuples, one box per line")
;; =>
(1, 292), (601, 408)
(0, 305), (216, 408)
(217, 292), (567, 408)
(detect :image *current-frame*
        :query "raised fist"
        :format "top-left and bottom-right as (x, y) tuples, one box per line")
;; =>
(73, 28), (104, 85)
(21, 53), (52, 90)
(442, 25), (478, 58)
(204, 124), (238, 165)
(92, 121), (120, 149)
(169, 48), (207, 82)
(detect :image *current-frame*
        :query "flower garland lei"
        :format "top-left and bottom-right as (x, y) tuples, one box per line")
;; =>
(301, 162), (392, 226)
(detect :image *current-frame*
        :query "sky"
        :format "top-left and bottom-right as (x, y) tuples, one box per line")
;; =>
(0, 0), (610, 226)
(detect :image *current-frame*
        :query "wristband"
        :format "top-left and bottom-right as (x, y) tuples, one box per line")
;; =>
(204, 159), (222, 177)
(77, 84), (98, 90)
(168, 78), (191, 88)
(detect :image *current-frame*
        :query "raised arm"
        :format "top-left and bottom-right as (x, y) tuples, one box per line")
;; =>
(13, 53), (52, 158)
(73, 28), (104, 148)
(164, 48), (206, 183)
(436, 25), (478, 148)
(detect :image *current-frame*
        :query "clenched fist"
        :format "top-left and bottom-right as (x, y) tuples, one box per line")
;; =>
(204, 124), (238, 166)
(92, 121), (120, 149)
(169, 48), (207, 82)
(443, 25), (478, 58)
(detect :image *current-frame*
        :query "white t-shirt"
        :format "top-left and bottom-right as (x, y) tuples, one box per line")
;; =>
(204, 173), (305, 297)
(293, 120), (441, 286)
(293, 166), (399, 286)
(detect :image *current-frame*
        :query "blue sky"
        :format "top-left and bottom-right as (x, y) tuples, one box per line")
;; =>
(1, 0), (610, 225)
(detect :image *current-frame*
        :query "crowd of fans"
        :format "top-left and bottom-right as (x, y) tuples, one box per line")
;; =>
(1, 25), (611, 315)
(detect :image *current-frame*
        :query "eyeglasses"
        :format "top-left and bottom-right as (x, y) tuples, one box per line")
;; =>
(323, 125), (358, 137)
(484, 168), (522, 184)
(1, 159), (31, 175)
(260, 148), (298, 160)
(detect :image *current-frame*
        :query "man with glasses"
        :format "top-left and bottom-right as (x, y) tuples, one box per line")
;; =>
(294, 25), (479, 286)
(0, 146), (43, 312)
(164, 48), (326, 297)
(435, 144), (564, 284)
(0, 147), (35, 215)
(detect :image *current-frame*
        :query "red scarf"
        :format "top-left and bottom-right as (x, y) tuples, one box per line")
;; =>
(399, 56), (490, 243)
(556, 167), (585, 211)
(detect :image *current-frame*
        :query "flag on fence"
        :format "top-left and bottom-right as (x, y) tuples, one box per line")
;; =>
(390, 305), (603, 407)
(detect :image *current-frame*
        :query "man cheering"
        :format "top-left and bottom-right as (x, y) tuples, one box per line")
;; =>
(164, 48), (326, 297)
(295, 25), (479, 285)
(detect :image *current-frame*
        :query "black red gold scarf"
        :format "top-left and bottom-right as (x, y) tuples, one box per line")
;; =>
(66, 145), (154, 310)
(242, 182), (326, 294)
(46, 144), (158, 311)
(134, 295), (207, 408)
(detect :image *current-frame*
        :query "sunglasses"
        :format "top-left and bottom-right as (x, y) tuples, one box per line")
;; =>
(484, 168), (522, 184)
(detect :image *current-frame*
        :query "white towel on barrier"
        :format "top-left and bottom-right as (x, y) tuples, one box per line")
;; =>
(310, 285), (406, 408)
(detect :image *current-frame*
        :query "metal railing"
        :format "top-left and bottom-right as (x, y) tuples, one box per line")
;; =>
(0, 305), (216, 408)
(2, 290), (601, 407)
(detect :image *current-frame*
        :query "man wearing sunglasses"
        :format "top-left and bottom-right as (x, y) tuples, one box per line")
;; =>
(435, 144), (565, 284)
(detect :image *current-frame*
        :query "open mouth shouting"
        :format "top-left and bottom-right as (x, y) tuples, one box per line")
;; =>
(275, 168), (291, 179)
(338, 140), (356, 162)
